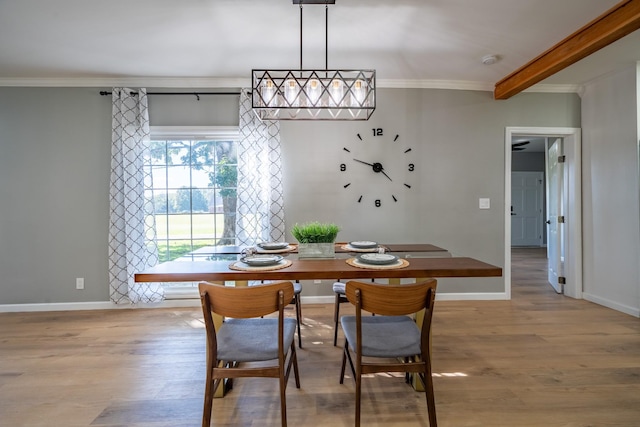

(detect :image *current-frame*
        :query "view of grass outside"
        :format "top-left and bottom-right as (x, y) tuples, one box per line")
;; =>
(154, 213), (229, 261)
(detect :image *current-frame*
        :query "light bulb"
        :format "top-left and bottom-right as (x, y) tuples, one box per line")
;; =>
(329, 79), (345, 107)
(306, 79), (321, 107)
(284, 79), (299, 107)
(352, 79), (366, 107)
(261, 79), (277, 107)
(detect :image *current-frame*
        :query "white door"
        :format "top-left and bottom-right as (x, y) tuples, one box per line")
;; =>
(511, 172), (544, 247)
(547, 138), (564, 293)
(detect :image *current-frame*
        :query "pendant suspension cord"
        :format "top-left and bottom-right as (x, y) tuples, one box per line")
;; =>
(325, 3), (329, 72)
(299, 4), (303, 71)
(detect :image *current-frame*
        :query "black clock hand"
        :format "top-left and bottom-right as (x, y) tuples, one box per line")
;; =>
(380, 169), (393, 181)
(353, 158), (374, 167)
(354, 158), (393, 181)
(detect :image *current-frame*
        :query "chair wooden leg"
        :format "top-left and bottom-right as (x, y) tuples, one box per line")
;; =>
(423, 355), (437, 427)
(291, 342), (301, 388)
(202, 357), (215, 427)
(339, 343), (348, 384)
(295, 295), (302, 349)
(333, 293), (341, 346)
(355, 365), (362, 427)
(279, 367), (288, 427)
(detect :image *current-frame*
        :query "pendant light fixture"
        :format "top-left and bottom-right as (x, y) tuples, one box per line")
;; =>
(252, 0), (376, 121)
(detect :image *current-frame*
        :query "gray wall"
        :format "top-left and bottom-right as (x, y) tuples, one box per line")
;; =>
(0, 87), (580, 304)
(282, 89), (579, 295)
(581, 66), (640, 316)
(0, 88), (112, 304)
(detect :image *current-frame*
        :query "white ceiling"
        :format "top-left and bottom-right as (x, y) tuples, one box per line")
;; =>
(0, 0), (637, 90)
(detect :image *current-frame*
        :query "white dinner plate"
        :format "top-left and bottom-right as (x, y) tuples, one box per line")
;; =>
(258, 242), (290, 250)
(349, 240), (378, 249)
(240, 255), (284, 266)
(357, 253), (398, 265)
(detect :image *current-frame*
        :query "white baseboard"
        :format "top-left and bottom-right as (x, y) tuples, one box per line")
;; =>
(0, 292), (510, 313)
(0, 299), (204, 313)
(302, 292), (509, 305)
(0, 301), (115, 312)
(301, 296), (336, 304)
(583, 293), (640, 318)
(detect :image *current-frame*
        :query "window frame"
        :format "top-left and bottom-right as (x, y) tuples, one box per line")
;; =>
(149, 126), (240, 298)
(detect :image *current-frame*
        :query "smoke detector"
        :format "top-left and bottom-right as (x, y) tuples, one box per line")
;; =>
(481, 54), (500, 65)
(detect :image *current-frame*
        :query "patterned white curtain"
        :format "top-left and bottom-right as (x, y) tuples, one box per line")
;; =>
(108, 88), (164, 304)
(236, 91), (285, 245)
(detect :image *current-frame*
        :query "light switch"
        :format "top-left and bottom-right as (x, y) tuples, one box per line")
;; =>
(479, 198), (490, 209)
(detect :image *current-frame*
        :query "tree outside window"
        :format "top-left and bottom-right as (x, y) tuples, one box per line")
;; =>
(148, 137), (238, 261)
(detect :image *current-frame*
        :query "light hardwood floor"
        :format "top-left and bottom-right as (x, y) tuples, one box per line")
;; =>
(1, 248), (639, 426)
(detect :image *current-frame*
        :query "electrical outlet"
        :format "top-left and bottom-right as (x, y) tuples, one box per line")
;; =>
(76, 278), (85, 290)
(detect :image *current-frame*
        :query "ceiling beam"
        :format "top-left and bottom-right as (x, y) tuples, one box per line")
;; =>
(494, 0), (640, 100)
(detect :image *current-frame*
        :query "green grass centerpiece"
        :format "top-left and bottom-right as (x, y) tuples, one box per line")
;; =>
(291, 222), (340, 258)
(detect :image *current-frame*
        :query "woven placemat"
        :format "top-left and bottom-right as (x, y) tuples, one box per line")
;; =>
(229, 259), (293, 271)
(340, 244), (379, 253)
(255, 245), (297, 254)
(346, 257), (410, 269)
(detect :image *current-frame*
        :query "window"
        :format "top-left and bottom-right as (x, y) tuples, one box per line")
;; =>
(147, 127), (239, 262)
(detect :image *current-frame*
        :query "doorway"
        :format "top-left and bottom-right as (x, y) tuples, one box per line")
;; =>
(504, 127), (582, 300)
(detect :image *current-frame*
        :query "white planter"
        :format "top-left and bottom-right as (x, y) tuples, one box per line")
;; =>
(297, 243), (335, 259)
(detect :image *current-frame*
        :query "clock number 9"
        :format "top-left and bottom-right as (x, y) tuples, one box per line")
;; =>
(408, 163), (414, 171)
(372, 128), (383, 136)
(340, 163), (346, 171)
(375, 199), (381, 207)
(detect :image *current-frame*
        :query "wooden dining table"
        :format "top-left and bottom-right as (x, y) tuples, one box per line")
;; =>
(134, 255), (501, 283)
(134, 243), (502, 396)
(135, 241), (502, 285)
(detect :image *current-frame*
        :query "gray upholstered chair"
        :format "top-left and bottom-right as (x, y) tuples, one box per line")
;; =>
(199, 281), (301, 427)
(339, 279), (438, 427)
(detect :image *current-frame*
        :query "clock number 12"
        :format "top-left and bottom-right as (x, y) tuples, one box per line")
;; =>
(372, 128), (383, 136)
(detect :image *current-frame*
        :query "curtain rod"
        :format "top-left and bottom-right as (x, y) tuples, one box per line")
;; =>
(99, 90), (242, 101)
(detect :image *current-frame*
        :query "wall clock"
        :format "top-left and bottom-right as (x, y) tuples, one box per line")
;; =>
(339, 127), (414, 207)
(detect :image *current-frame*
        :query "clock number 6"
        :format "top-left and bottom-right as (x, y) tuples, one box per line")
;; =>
(375, 199), (381, 207)
(340, 163), (346, 171)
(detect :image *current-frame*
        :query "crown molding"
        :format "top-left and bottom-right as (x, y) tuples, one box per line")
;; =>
(0, 76), (583, 94)
(378, 79), (494, 91)
(0, 77), (250, 88)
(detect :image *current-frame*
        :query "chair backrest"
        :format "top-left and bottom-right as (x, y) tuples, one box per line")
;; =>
(344, 279), (437, 316)
(199, 281), (294, 319)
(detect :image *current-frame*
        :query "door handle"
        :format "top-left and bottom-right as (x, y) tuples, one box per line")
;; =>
(511, 213), (516, 216)
(546, 220), (551, 224)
